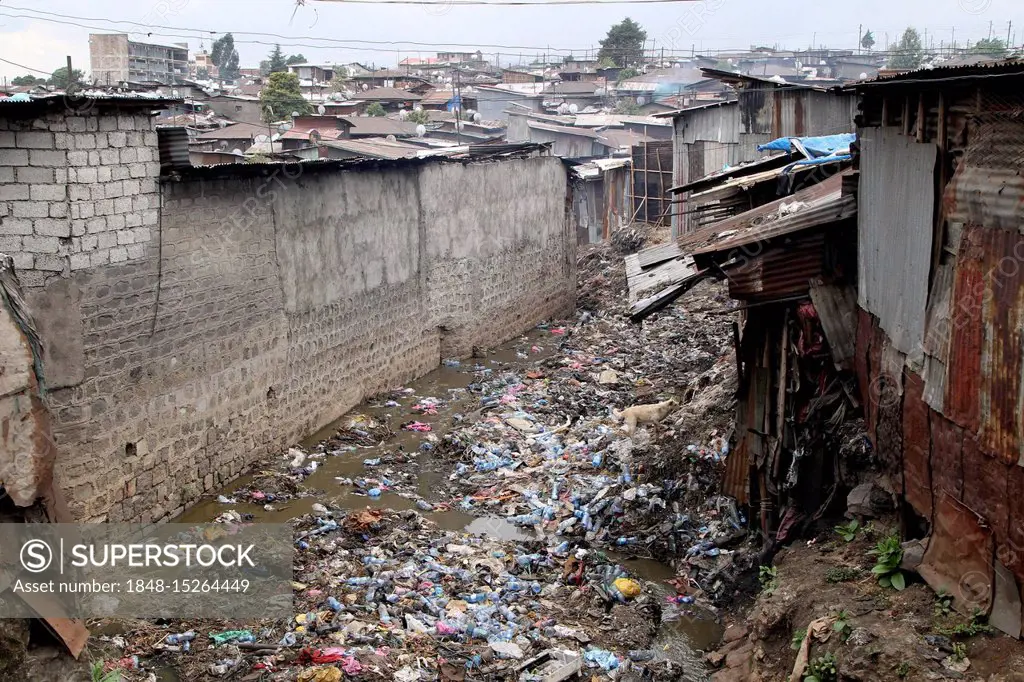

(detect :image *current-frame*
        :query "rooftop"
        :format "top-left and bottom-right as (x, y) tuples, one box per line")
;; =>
(356, 87), (423, 102)
(341, 116), (421, 137)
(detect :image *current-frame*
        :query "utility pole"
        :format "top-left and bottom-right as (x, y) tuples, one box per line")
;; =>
(989, 20), (994, 41)
(1008, 21), (1013, 47)
(454, 68), (462, 146)
(858, 24), (862, 55)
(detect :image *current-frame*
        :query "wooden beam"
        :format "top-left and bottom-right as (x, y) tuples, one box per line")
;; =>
(916, 92), (926, 143)
(902, 95), (911, 136)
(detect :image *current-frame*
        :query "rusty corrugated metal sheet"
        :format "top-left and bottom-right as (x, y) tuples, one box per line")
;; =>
(946, 224), (1024, 465)
(855, 309), (873, 416)
(1006, 466), (1024, 582)
(725, 234), (825, 301)
(918, 493), (995, 617)
(962, 433), (1010, 545)
(903, 371), (932, 518)
(930, 410), (965, 504)
(857, 126), (937, 356)
(947, 166), (1024, 233)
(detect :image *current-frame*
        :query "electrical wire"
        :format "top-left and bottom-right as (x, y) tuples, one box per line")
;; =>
(0, 56), (54, 76)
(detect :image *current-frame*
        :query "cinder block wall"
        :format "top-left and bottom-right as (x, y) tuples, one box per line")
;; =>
(1, 108), (574, 521)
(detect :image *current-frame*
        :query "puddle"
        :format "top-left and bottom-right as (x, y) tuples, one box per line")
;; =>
(172, 325), (721, 654)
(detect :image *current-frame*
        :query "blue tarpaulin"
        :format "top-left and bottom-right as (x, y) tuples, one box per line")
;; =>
(757, 133), (856, 157)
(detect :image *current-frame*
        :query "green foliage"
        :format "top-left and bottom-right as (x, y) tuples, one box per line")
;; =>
(896, 661), (911, 678)
(951, 642), (967, 662)
(938, 611), (993, 639)
(972, 38), (1008, 57)
(791, 628), (807, 651)
(759, 565), (778, 594)
(366, 102), (386, 117)
(832, 610), (852, 641)
(598, 17), (647, 67)
(861, 29), (876, 51)
(407, 109), (430, 125)
(267, 44), (287, 74)
(613, 99), (641, 115)
(824, 566), (861, 584)
(868, 533), (905, 590)
(91, 662), (122, 682)
(889, 28), (924, 70)
(597, 56), (617, 69)
(804, 653), (838, 682)
(616, 67), (639, 83)
(259, 72), (311, 122)
(834, 519), (860, 543)
(48, 66), (84, 90)
(211, 33), (240, 81)
(12, 74), (45, 86)
(286, 54), (307, 66)
(934, 591), (955, 618)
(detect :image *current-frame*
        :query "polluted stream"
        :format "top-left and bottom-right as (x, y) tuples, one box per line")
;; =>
(161, 324), (723, 679)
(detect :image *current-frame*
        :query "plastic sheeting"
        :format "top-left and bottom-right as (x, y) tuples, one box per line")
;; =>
(757, 133), (856, 157)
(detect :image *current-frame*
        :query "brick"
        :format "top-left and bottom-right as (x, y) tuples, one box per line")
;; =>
(88, 151), (101, 165)
(69, 185), (91, 201)
(12, 202), (48, 218)
(81, 234), (98, 251)
(0, 217), (33, 235)
(86, 217), (108, 234)
(113, 196), (133, 214)
(99, 117), (117, 132)
(74, 203), (95, 219)
(122, 180), (141, 196)
(34, 218), (70, 237)
(129, 163), (147, 178)
(11, 252), (32, 269)
(107, 167), (123, 181)
(99, 149), (119, 165)
(70, 252), (91, 270)
(67, 117), (88, 133)
(66, 150), (89, 166)
(126, 243), (145, 260)
(0, 184), (29, 200)
(116, 229), (134, 245)
(108, 132), (127, 147)
(54, 168), (67, 183)
(126, 133), (144, 147)
(30, 184), (66, 201)
(29, 150), (66, 166)
(73, 134), (97, 150)
(0, 131), (14, 146)
(49, 203), (68, 218)
(109, 246), (128, 263)
(22, 235), (60, 253)
(90, 250), (110, 267)
(117, 115), (136, 131)
(0, 235), (21, 251)
(143, 132), (158, 146)
(97, 232), (117, 249)
(71, 219), (86, 237)
(107, 214), (126, 230)
(33, 254), (65, 271)
(95, 199), (113, 216)
(119, 148), (138, 163)
(105, 182), (124, 199)
(53, 133), (72, 150)
(0, 149), (29, 166)
(0, 167), (14, 183)
(72, 167), (98, 183)
(16, 131), (54, 148)
(17, 167), (54, 183)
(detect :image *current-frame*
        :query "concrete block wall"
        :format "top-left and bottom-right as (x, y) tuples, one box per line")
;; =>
(0, 110), (160, 287)
(13, 127), (574, 521)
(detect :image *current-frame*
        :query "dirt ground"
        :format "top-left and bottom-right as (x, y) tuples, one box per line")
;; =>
(709, 520), (1024, 682)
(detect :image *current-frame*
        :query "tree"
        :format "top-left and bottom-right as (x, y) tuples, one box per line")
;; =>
(196, 67), (209, 80)
(366, 102), (386, 117)
(211, 33), (241, 81)
(613, 99), (641, 115)
(972, 37), (1007, 57)
(259, 71), (311, 122)
(267, 44), (287, 74)
(616, 67), (639, 83)
(259, 60), (271, 77)
(11, 74), (44, 86)
(889, 28), (924, 70)
(286, 54), (307, 66)
(598, 18), (647, 68)
(407, 109), (430, 124)
(861, 29), (876, 51)
(48, 66), (84, 90)
(597, 56), (617, 69)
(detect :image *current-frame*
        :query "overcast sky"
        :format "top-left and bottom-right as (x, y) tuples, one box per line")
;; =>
(0, 0), (1021, 80)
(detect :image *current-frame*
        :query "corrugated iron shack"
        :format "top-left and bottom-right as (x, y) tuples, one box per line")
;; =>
(659, 71), (858, 235)
(570, 158), (631, 244)
(852, 61), (1024, 637)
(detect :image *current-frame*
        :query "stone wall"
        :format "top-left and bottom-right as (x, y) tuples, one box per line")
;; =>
(5, 112), (574, 521)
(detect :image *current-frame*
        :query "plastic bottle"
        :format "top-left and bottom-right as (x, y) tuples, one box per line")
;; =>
(628, 649), (655, 662)
(166, 631), (197, 645)
(616, 536), (638, 546)
(327, 597), (343, 612)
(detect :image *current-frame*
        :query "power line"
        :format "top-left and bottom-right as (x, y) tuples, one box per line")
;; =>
(0, 56), (54, 76)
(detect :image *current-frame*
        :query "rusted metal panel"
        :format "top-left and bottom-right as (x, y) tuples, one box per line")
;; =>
(930, 411), (964, 504)
(962, 433), (1010, 546)
(903, 371), (932, 518)
(1006, 466), (1024, 582)
(990, 560), (1022, 639)
(855, 309), (873, 421)
(918, 493), (994, 617)
(858, 126), (936, 355)
(945, 166), (1024, 233)
(946, 225), (1024, 464)
(726, 235), (825, 301)
(922, 262), (954, 412)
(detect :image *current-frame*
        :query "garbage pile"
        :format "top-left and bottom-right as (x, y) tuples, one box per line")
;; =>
(106, 508), (702, 681)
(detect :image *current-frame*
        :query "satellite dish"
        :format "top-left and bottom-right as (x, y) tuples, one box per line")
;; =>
(291, 110), (301, 118)
(472, 112), (482, 123)
(231, 148), (243, 155)
(279, 122), (292, 132)
(219, 120), (228, 128)
(635, 96), (646, 105)
(361, 83), (369, 90)
(557, 103), (570, 115)
(218, 141), (229, 150)
(309, 129), (322, 144)
(859, 72), (868, 80)
(568, 103), (578, 114)
(398, 109), (408, 120)
(254, 134), (269, 144)
(413, 104), (423, 112)
(317, 104), (326, 114)
(172, 89), (180, 98)
(386, 134), (397, 142)
(415, 124), (426, 137)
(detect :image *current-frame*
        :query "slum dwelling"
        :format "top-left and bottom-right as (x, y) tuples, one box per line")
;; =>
(852, 61), (1024, 638)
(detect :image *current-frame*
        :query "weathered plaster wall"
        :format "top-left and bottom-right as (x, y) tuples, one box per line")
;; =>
(10, 139), (573, 521)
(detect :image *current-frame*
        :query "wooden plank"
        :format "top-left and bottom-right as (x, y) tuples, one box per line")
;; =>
(809, 283), (859, 370)
(636, 242), (681, 269)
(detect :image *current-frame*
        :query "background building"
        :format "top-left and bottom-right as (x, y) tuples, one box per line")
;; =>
(89, 33), (189, 85)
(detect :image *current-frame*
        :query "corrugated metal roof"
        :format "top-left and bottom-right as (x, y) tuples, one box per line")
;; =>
(857, 126), (937, 356)
(342, 116), (420, 137)
(526, 120), (602, 139)
(685, 171), (854, 256)
(355, 87), (422, 101)
(852, 59), (1024, 88)
(322, 137), (424, 160)
(195, 122), (268, 140)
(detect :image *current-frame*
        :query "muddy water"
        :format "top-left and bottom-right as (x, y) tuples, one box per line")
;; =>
(174, 327), (722, 653)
